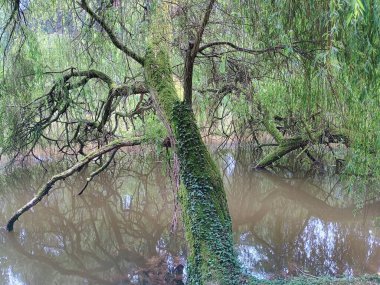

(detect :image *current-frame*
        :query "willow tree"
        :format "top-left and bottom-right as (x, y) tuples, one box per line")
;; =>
(1, 0), (242, 283)
(2, 0), (378, 283)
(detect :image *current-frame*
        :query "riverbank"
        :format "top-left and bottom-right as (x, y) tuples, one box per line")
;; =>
(251, 275), (380, 285)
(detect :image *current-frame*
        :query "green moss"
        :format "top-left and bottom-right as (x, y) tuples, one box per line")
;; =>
(144, 47), (179, 120)
(261, 106), (284, 144)
(256, 137), (308, 168)
(173, 102), (241, 285)
(145, 42), (242, 284)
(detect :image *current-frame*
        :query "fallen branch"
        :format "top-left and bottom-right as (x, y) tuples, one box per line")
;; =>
(256, 136), (308, 168)
(6, 138), (142, 231)
(255, 129), (350, 168)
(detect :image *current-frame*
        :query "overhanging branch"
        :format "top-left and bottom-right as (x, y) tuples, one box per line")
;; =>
(79, 0), (145, 65)
(198, 40), (326, 56)
(6, 138), (142, 231)
(5, 67), (149, 158)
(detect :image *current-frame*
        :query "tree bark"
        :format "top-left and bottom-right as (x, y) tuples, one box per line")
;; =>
(145, 49), (242, 285)
(144, 3), (242, 283)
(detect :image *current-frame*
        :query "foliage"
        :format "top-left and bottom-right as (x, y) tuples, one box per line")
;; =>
(0, 0), (379, 283)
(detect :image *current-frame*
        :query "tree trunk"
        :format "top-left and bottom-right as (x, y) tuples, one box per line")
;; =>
(144, 4), (242, 282)
(173, 103), (242, 284)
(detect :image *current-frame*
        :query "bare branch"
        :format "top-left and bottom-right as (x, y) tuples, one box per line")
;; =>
(6, 138), (142, 231)
(199, 41), (286, 54)
(192, 0), (216, 58)
(184, 0), (216, 105)
(77, 149), (117, 195)
(198, 40), (326, 55)
(79, 0), (145, 65)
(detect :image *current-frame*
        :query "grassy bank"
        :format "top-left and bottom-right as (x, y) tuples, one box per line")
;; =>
(250, 275), (380, 285)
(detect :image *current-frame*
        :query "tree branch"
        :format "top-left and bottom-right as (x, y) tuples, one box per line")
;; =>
(184, 0), (216, 105)
(199, 41), (289, 54)
(79, 0), (145, 65)
(77, 149), (118, 195)
(191, 0), (216, 58)
(65, 69), (114, 88)
(198, 40), (326, 59)
(6, 138), (142, 231)
(0, 0), (20, 42)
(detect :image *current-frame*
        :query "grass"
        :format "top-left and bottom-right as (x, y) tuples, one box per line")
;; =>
(251, 275), (380, 285)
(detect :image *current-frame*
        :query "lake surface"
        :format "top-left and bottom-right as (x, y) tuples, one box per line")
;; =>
(0, 148), (379, 284)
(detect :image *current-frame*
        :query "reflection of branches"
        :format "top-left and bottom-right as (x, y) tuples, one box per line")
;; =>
(223, 161), (380, 277)
(3, 231), (114, 284)
(230, 169), (380, 228)
(259, 171), (380, 221)
(6, 138), (142, 231)
(2, 153), (184, 284)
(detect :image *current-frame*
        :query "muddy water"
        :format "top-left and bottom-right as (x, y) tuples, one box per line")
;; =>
(0, 150), (379, 284)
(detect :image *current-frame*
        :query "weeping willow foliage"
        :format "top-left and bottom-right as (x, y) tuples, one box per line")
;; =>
(0, 1), (379, 284)
(335, 0), (380, 203)
(0, 1), (379, 201)
(203, 0), (380, 200)
(0, 0), (154, 157)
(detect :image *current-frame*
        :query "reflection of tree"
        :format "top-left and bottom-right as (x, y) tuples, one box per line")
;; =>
(2, 150), (380, 282)
(0, 156), (185, 285)
(219, 151), (380, 278)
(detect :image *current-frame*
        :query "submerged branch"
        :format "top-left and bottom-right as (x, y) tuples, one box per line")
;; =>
(256, 136), (309, 168)
(6, 138), (142, 231)
(255, 129), (350, 168)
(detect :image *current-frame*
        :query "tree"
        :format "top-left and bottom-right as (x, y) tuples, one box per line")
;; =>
(1, 0), (379, 284)
(2, 0), (243, 283)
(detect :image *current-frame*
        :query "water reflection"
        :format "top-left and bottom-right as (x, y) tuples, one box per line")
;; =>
(0, 153), (185, 285)
(0, 149), (379, 284)
(221, 151), (380, 279)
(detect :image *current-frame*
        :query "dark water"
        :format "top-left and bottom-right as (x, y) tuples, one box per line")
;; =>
(0, 149), (379, 284)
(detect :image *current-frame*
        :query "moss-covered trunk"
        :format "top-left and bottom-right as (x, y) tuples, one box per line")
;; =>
(173, 103), (241, 284)
(145, 49), (242, 285)
(144, 4), (242, 282)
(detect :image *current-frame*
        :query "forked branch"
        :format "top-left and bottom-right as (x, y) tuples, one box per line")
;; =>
(184, 0), (216, 105)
